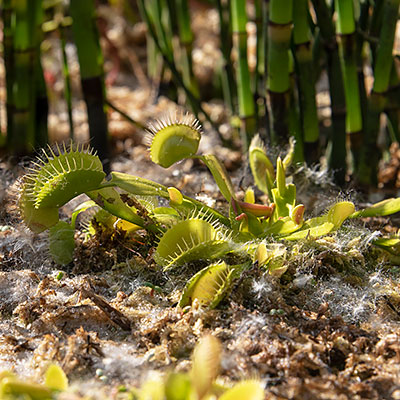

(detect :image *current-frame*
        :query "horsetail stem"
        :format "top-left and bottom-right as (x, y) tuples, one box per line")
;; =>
(231, 0), (256, 149)
(267, 0), (293, 144)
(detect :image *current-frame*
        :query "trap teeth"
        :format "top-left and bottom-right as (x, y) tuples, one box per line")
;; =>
(147, 111), (202, 168)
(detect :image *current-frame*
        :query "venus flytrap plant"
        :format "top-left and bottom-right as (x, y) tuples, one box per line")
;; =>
(18, 112), (400, 308)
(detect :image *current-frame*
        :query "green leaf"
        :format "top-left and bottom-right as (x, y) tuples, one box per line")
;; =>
(191, 335), (221, 399)
(154, 218), (233, 270)
(149, 121), (201, 168)
(45, 364), (68, 391)
(283, 221), (335, 241)
(271, 183), (296, 219)
(71, 200), (97, 228)
(0, 377), (52, 399)
(249, 135), (275, 197)
(350, 198), (400, 218)
(179, 261), (241, 309)
(219, 380), (264, 400)
(283, 201), (355, 241)
(327, 201), (355, 228)
(19, 194), (59, 233)
(165, 373), (192, 400)
(263, 217), (302, 236)
(49, 221), (75, 265)
(30, 145), (105, 209)
(87, 187), (149, 230)
(197, 155), (236, 202)
(373, 237), (400, 255)
(108, 171), (170, 197)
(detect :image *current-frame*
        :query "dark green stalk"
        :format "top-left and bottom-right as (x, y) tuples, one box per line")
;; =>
(267, 0), (293, 144)
(254, 0), (264, 98)
(369, 0), (384, 62)
(145, 0), (162, 81)
(137, 0), (217, 131)
(3, 0), (14, 145)
(311, 0), (346, 184)
(292, 0), (318, 163)
(230, 0), (256, 149)
(70, 0), (110, 172)
(175, 0), (199, 97)
(146, 34), (160, 81)
(153, 0), (174, 62)
(34, 57), (48, 148)
(105, 100), (146, 130)
(385, 67), (400, 142)
(216, 0), (236, 114)
(288, 52), (304, 162)
(335, 0), (362, 139)
(354, 0), (370, 169)
(358, 0), (400, 185)
(10, 0), (41, 154)
(60, 19), (74, 139)
(261, 0), (271, 140)
(34, 2), (48, 148)
(166, 0), (179, 37)
(386, 110), (400, 143)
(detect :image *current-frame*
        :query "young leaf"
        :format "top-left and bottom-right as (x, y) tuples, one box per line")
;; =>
(45, 364), (68, 391)
(0, 377), (52, 399)
(373, 237), (400, 255)
(191, 335), (222, 399)
(87, 187), (152, 231)
(71, 200), (97, 228)
(179, 261), (240, 309)
(249, 135), (275, 198)
(148, 113), (202, 168)
(49, 221), (75, 265)
(165, 373), (192, 400)
(283, 201), (354, 241)
(154, 218), (233, 270)
(27, 144), (105, 209)
(218, 380), (265, 400)
(19, 191), (59, 233)
(168, 187), (183, 205)
(255, 243), (287, 276)
(197, 154), (236, 202)
(350, 198), (400, 218)
(327, 201), (355, 228)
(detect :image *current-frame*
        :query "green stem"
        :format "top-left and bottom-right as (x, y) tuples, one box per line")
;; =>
(358, 0), (400, 185)
(230, 0), (256, 149)
(292, 0), (319, 159)
(176, 0), (199, 98)
(311, 0), (347, 184)
(70, 0), (110, 173)
(106, 100), (146, 130)
(10, 0), (41, 154)
(335, 0), (362, 137)
(60, 20), (74, 139)
(34, 2), (48, 148)
(3, 0), (14, 146)
(137, 0), (217, 131)
(216, 0), (236, 114)
(267, 0), (293, 144)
